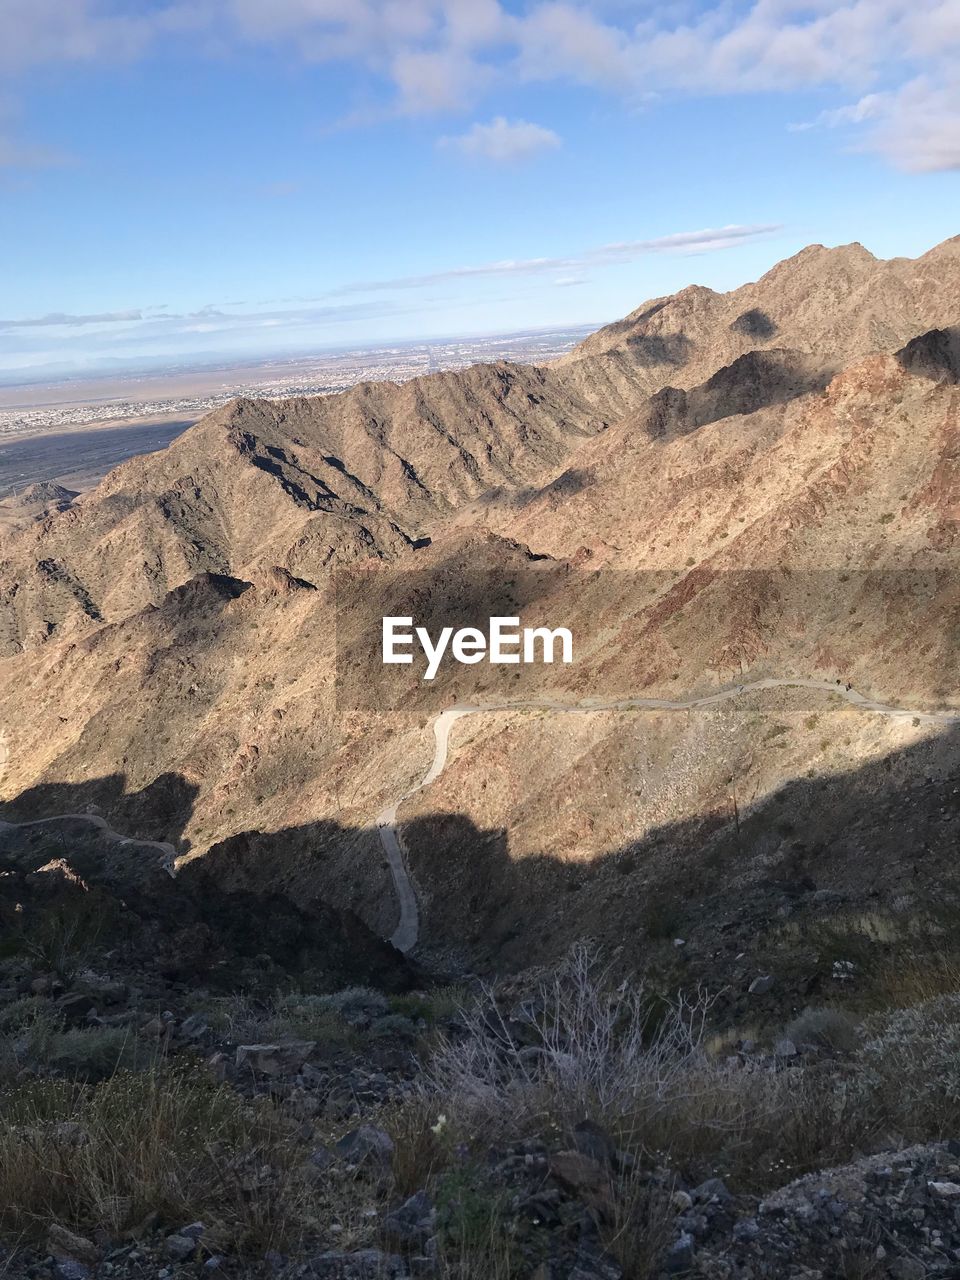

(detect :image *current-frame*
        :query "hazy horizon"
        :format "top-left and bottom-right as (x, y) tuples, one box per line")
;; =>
(0, 320), (601, 392)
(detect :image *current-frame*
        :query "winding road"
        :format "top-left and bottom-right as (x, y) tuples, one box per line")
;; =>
(2, 677), (957, 956)
(0, 730), (177, 876)
(375, 678), (960, 953)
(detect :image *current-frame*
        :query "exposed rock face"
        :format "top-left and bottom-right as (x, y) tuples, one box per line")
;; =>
(564, 236), (960, 384)
(0, 236), (957, 969)
(8, 481), (79, 509)
(2, 238), (958, 661)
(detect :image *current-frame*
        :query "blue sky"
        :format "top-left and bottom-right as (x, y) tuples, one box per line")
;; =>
(0, 0), (958, 379)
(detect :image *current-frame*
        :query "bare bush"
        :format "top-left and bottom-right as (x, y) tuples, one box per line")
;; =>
(425, 943), (816, 1170)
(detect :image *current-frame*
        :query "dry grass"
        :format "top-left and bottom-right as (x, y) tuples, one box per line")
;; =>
(871, 944), (960, 1009)
(782, 1006), (861, 1053)
(433, 1222), (518, 1280)
(0, 1009), (151, 1084)
(198, 992), (359, 1048)
(431, 1166), (519, 1280)
(0, 1063), (328, 1253)
(601, 1166), (675, 1280)
(387, 1097), (450, 1199)
(788, 909), (960, 1013)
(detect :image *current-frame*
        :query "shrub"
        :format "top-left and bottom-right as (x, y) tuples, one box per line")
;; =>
(14, 889), (117, 981)
(198, 992), (357, 1048)
(422, 945), (879, 1192)
(0, 1000), (63, 1078)
(428, 944), (721, 1132)
(856, 993), (960, 1138)
(782, 1007), (861, 1053)
(387, 1098), (451, 1199)
(433, 1166), (517, 1279)
(389, 986), (469, 1026)
(0, 995), (53, 1036)
(45, 1027), (145, 1081)
(266, 993), (359, 1046)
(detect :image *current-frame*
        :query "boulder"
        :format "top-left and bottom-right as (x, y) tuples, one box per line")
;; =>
(571, 1119), (616, 1169)
(165, 1234), (198, 1261)
(235, 1042), (315, 1076)
(548, 1150), (613, 1219)
(304, 1249), (408, 1278)
(46, 1224), (99, 1266)
(383, 1190), (436, 1245)
(57, 993), (97, 1024)
(334, 1125), (395, 1168)
(748, 975), (774, 995)
(664, 1231), (695, 1273)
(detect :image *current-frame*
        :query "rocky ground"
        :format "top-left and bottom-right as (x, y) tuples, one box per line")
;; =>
(4, 853), (960, 1280)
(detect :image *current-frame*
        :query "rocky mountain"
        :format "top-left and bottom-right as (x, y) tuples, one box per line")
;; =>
(0, 236), (958, 984)
(564, 236), (960, 388)
(0, 363), (613, 656)
(4, 239), (957, 663)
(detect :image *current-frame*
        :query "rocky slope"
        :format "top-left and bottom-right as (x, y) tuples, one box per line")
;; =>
(0, 363), (613, 657)
(0, 237), (958, 979)
(564, 236), (960, 389)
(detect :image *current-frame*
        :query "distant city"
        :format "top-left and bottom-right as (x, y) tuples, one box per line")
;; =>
(0, 326), (595, 439)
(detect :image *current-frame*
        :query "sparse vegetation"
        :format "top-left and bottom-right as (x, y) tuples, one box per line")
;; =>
(10, 886), (117, 981)
(782, 1006), (861, 1053)
(602, 1165), (676, 1280)
(198, 991), (360, 1048)
(0, 1064), (320, 1252)
(421, 946), (865, 1188)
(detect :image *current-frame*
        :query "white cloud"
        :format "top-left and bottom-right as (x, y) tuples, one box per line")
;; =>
(391, 47), (490, 113)
(789, 90), (889, 131)
(332, 224), (782, 293)
(0, 0), (184, 71)
(0, 223), (782, 343)
(0, 309), (144, 331)
(866, 78), (960, 172)
(0, 2), (957, 168)
(794, 78), (960, 172)
(440, 116), (561, 162)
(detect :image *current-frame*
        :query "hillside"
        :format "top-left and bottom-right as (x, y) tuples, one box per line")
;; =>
(3, 239), (958, 662)
(0, 236), (958, 983)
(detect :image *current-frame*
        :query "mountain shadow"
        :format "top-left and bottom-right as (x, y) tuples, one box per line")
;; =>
(4, 718), (958, 1016)
(0, 772), (413, 994)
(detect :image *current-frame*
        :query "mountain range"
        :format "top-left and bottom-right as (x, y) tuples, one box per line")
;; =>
(1, 236), (958, 983)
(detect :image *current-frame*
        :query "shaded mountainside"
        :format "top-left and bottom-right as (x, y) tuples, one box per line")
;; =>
(0, 236), (958, 980)
(472, 328), (960, 574)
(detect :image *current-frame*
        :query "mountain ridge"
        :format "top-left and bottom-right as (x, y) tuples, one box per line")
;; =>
(1, 234), (958, 971)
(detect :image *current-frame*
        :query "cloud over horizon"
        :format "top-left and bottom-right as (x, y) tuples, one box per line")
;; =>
(331, 224), (784, 294)
(0, 223), (782, 337)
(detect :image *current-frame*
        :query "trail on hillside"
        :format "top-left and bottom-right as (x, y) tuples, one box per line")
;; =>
(3, 678), (956, 954)
(0, 730), (177, 876)
(376, 679), (960, 953)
